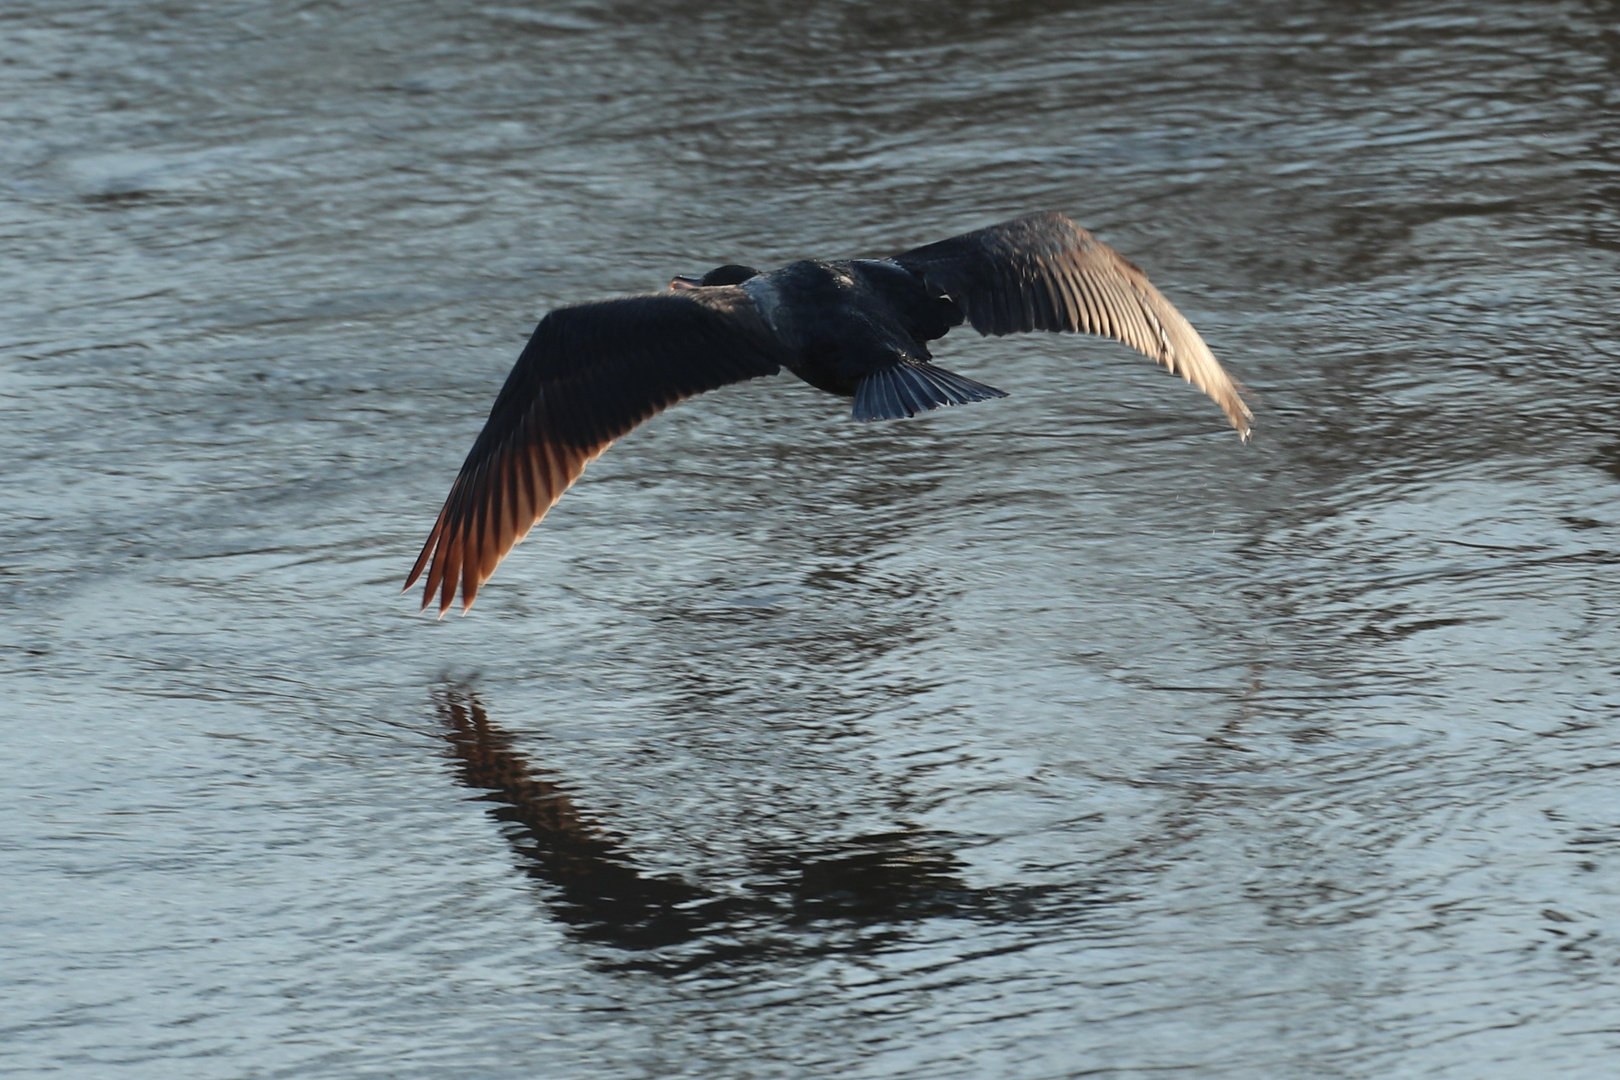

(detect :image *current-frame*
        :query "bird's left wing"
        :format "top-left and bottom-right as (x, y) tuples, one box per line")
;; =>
(406, 288), (784, 615)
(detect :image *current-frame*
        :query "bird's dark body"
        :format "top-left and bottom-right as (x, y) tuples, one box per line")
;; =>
(749, 259), (964, 396)
(405, 212), (1252, 614)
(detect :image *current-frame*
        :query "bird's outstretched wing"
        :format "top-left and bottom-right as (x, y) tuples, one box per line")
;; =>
(406, 289), (784, 615)
(892, 211), (1251, 437)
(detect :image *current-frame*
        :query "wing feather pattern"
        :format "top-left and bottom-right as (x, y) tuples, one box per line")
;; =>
(892, 212), (1251, 437)
(406, 289), (784, 615)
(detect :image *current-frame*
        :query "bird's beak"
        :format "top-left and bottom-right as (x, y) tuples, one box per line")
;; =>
(668, 275), (705, 291)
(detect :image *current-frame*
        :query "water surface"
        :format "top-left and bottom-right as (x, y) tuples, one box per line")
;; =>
(4, 2), (1620, 1077)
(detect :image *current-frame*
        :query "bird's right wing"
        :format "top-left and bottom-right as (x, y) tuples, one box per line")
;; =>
(406, 289), (784, 615)
(892, 211), (1251, 437)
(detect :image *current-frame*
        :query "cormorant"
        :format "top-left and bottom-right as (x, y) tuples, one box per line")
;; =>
(406, 212), (1251, 615)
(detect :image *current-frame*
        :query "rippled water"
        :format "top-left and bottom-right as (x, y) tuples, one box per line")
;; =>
(5, 1), (1620, 1076)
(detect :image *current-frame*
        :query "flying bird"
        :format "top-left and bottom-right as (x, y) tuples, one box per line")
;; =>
(406, 211), (1251, 615)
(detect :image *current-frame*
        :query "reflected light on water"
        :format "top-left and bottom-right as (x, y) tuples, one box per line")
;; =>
(3, 0), (1620, 1076)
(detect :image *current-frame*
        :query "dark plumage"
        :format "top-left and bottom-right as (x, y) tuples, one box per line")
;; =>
(406, 212), (1251, 615)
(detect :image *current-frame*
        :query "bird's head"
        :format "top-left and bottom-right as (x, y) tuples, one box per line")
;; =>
(669, 264), (761, 290)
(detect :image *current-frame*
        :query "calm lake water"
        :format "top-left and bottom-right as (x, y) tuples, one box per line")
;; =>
(4, 1), (1620, 1077)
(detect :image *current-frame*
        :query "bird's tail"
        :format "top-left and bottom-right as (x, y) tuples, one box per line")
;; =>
(853, 361), (1008, 421)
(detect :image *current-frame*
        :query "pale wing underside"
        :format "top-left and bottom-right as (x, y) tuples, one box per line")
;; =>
(893, 211), (1251, 437)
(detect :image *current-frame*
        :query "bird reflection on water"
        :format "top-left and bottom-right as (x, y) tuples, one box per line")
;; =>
(438, 690), (1076, 973)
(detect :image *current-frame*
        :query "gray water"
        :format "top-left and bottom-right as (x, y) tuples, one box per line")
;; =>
(4, 1), (1620, 1077)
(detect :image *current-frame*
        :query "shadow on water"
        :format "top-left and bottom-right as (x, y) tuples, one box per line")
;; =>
(438, 688), (1082, 974)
